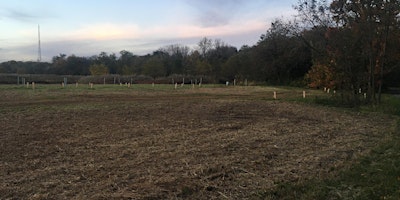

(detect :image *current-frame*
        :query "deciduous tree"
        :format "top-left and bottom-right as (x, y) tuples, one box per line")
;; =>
(89, 63), (109, 75)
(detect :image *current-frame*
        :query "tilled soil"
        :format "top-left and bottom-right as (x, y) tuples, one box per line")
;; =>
(0, 87), (395, 199)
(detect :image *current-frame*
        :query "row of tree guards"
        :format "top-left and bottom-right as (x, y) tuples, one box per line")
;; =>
(17, 76), (250, 87)
(21, 78), (311, 100)
(20, 75), (370, 100)
(23, 79), (370, 101)
(22, 80), (309, 99)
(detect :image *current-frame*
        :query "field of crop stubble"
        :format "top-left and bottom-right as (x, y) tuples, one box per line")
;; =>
(0, 84), (396, 199)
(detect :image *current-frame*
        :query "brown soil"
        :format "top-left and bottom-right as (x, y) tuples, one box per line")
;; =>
(0, 86), (395, 199)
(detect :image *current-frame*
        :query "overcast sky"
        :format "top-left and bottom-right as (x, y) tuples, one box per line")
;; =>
(0, 0), (298, 62)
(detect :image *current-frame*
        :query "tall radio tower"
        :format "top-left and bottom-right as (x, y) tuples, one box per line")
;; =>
(37, 24), (42, 62)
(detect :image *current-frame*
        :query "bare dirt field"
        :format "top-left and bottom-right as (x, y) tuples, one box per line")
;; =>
(0, 85), (396, 199)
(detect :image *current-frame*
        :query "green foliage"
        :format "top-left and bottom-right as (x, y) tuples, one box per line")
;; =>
(142, 56), (166, 79)
(362, 95), (400, 117)
(255, 19), (313, 84)
(0, 60), (51, 74)
(89, 63), (108, 75)
(195, 60), (212, 76)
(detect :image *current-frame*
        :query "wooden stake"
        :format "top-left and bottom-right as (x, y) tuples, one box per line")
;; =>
(26, 82), (29, 88)
(175, 83), (178, 89)
(273, 91), (277, 99)
(303, 90), (306, 98)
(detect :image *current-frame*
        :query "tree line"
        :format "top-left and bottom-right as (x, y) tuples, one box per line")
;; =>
(295, 0), (400, 105)
(1, 0), (399, 105)
(0, 35), (312, 85)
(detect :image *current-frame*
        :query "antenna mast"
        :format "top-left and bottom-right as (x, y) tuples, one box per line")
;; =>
(37, 24), (42, 62)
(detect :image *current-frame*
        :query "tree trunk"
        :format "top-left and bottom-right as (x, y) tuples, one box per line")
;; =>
(378, 18), (390, 104)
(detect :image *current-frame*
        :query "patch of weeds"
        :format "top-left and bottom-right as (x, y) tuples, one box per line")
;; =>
(312, 95), (361, 108)
(362, 95), (400, 117)
(260, 121), (400, 200)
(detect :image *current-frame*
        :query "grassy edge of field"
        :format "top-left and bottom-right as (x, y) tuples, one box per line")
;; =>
(258, 94), (400, 200)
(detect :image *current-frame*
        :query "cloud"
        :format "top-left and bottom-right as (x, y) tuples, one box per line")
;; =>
(175, 19), (265, 38)
(8, 10), (36, 22)
(5, 9), (45, 23)
(66, 23), (141, 41)
(184, 0), (247, 27)
(0, 15), (267, 62)
(78, 13), (264, 39)
(0, 2), (57, 24)
(0, 0), (298, 62)
(0, 20), (266, 63)
(60, 19), (264, 44)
